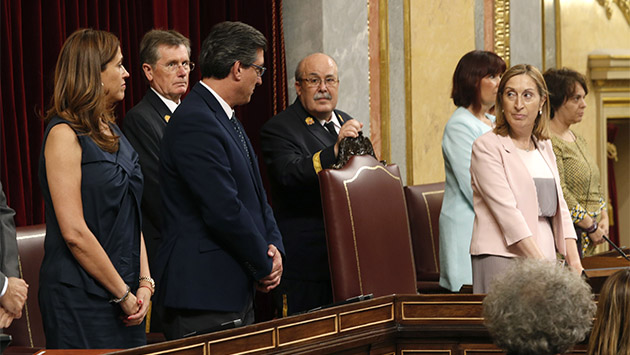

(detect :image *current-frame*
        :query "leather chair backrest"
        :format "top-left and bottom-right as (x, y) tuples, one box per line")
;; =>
(319, 155), (417, 302)
(5, 224), (46, 348)
(404, 183), (445, 283)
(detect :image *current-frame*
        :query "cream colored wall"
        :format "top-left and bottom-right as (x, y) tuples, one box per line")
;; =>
(558, 1), (630, 248)
(558, 1), (630, 153)
(408, 0), (475, 184)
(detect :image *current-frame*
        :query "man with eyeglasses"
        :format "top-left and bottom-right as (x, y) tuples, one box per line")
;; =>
(155, 21), (284, 339)
(123, 29), (192, 273)
(122, 29), (192, 333)
(260, 53), (362, 316)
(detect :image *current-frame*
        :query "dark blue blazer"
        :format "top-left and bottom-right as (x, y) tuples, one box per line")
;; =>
(156, 82), (284, 312)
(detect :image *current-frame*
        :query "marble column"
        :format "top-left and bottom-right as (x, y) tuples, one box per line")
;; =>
(283, 0), (371, 137)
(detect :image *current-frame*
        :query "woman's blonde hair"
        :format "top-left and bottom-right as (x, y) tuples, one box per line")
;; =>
(494, 64), (551, 140)
(45, 28), (121, 152)
(587, 268), (630, 355)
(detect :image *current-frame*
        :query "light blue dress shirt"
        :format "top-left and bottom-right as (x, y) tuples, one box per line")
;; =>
(439, 107), (494, 292)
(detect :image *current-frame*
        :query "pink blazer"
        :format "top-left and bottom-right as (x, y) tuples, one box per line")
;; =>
(469, 131), (576, 258)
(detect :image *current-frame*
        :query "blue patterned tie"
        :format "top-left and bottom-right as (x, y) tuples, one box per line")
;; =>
(230, 113), (252, 165)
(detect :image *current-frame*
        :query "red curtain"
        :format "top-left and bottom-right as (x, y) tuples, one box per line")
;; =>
(1, 0), (288, 227)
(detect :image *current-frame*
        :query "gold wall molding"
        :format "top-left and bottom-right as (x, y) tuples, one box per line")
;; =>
(597, 0), (630, 25)
(379, 0), (391, 164)
(494, 0), (510, 66)
(403, 0), (413, 183)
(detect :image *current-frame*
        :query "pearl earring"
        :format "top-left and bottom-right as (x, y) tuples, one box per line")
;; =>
(539, 109), (542, 116)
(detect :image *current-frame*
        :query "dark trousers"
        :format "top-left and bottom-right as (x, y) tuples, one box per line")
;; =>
(160, 292), (254, 340)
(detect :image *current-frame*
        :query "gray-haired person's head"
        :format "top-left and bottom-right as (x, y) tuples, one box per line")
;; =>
(483, 259), (595, 355)
(199, 21), (267, 79)
(139, 29), (191, 66)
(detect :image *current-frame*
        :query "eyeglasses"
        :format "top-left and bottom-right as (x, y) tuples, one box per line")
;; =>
(251, 63), (266, 77)
(158, 61), (195, 73)
(299, 76), (339, 88)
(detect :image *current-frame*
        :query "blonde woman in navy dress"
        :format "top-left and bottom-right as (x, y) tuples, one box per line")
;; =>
(38, 29), (152, 348)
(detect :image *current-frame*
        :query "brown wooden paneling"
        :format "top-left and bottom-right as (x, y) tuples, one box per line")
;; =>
(208, 328), (275, 354)
(339, 302), (394, 332)
(6, 294), (595, 355)
(277, 314), (337, 346)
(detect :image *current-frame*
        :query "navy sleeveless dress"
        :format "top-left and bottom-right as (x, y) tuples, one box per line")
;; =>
(38, 117), (145, 349)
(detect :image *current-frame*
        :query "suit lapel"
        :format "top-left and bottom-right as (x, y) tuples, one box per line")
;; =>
(145, 89), (174, 123)
(290, 99), (337, 146)
(193, 84), (246, 159)
(193, 83), (265, 198)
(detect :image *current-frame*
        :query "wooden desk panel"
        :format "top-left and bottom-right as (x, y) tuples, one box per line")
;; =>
(9, 294), (591, 355)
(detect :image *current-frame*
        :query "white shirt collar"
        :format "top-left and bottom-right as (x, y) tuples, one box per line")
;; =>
(199, 81), (234, 119)
(150, 87), (180, 113)
(317, 111), (341, 132)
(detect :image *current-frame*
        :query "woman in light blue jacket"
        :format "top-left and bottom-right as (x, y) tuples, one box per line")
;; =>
(439, 50), (506, 292)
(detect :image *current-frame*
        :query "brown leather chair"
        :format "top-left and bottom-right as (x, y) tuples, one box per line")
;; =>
(5, 224), (46, 348)
(319, 155), (417, 302)
(404, 183), (447, 293)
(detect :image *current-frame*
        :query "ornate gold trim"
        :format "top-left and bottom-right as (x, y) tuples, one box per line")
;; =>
(345, 164), (402, 183)
(591, 66), (630, 71)
(597, 0), (630, 25)
(596, 86), (630, 92)
(401, 351), (452, 354)
(494, 0), (511, 66)
(555, 0), (562, 68)
(542, 0), (547, 71)
(403, 0), (413, 184)
(380, 0), (392, 164)
(589, 54), (630, 59)
(603, 97), (630, 104)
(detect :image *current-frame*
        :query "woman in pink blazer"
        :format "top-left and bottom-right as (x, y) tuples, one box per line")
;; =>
(469, 64), (583, 293)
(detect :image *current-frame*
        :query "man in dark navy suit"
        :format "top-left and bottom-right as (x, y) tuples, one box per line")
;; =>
(122, 29), (192, 275)
(260, 53), (362, 316)
(156, 21), (284, 340)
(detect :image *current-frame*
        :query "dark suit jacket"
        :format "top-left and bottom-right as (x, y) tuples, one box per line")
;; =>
(156, 82), (284, 312)
(0, 182), (20, 292)
(260, 99), (352, 281)
(122, 89), (171, 272)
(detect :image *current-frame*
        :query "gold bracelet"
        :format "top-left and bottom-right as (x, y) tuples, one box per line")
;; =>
(139, 276), (155, 291)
